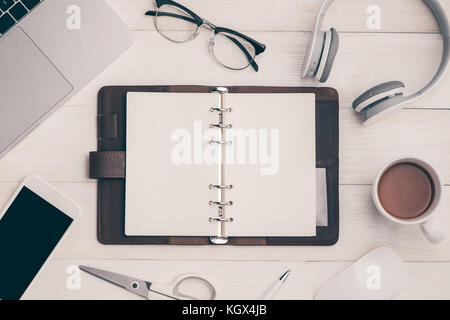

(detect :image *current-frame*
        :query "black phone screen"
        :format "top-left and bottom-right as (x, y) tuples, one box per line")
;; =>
(0, 187), (73, 300)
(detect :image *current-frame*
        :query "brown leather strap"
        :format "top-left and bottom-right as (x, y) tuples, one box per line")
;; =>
(89, 151), (125, 179)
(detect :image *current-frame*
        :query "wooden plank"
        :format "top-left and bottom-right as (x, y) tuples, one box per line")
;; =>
(105, 0), (447, 33)
(23, 259), (450, 300)
(1, 0), (449, 301)
(341, 108), (450, 185)
(64, 31), (450, 110)
(0, 106), (449, 185)
(0, 107), (96, 183)
(1, 183), (448, 262)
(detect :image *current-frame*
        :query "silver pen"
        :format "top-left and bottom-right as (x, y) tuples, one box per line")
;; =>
(261, 269), (291, 300)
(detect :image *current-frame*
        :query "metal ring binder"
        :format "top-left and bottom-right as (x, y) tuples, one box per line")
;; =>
(209, 107), (232, 112)
(209, 217), (234, 223)
(209, 124), (232, 129)
(209, 201), (233, 206)
(209, 140), (232, 145)
(208, 87), (234, 245)
(210, 87), (229, 94)
(209, 184), (233, 189)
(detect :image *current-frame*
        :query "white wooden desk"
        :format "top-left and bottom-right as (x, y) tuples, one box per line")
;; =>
(4, 0), (450, 300)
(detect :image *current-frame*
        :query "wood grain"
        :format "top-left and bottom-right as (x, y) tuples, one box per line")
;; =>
(63, 31), (449, 110)
(1, 183), (449, 263)
(23, 259), (450, 300)
(2, 0), (450, 299)
(1, 107), (449, 185)
(105, 0), (447, 33)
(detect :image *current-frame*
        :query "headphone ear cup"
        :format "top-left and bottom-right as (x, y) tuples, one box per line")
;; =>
(315, 29), (332, 81)
(318, 28), (339, 83)
(302, 31), (326, 78)
(353, 81), (406, 113)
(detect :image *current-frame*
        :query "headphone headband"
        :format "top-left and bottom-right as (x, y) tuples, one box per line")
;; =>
(425, 0), (450, 37)
(414, 0), (450, 100)
(313, 0), (450, 124)
(317, 0), (449, 36)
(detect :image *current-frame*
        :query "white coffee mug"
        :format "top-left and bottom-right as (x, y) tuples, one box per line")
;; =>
(372, 157), (445, 244)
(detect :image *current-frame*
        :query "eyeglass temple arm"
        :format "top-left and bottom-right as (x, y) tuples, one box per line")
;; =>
(145, 10), (200, 25)
(224, 35), (259, 72)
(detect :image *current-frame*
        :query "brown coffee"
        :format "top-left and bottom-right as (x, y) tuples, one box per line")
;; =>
(378, 163), (434, 219)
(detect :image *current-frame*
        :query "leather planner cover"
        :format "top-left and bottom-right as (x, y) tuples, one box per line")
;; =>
(89, 86), (339, 245)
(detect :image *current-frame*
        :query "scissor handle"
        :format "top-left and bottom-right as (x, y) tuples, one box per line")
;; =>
(150, 273), (217, 300)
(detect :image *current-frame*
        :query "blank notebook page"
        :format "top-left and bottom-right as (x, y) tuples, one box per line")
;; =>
(125, 92), (316, 237)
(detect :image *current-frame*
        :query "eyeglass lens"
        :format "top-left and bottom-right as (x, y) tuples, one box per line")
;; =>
(212, 32), (256, 70)
(155, 3), (257, 70)
(155, 4), (199, 42)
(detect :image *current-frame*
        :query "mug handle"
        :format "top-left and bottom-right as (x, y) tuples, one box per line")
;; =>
(420, 218), (445, 244)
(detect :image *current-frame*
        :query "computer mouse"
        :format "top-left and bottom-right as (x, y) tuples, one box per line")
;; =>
(315, 247), (407, 300)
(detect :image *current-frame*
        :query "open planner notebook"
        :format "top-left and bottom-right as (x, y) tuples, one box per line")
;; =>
(125, 89), (317, 242)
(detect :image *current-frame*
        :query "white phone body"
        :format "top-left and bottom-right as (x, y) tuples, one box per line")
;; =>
(0, 175), (80, 300)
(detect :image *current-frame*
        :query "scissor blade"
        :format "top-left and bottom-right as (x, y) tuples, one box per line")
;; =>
(79, 265), (152, 299)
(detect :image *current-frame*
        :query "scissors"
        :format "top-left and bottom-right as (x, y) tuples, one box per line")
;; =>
(79, 265), (217, 300)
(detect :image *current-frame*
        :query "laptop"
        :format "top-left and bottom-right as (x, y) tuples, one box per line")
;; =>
(0, 0), (134, 157)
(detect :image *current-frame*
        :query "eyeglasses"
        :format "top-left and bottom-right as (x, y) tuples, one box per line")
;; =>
(146, 0), (267, 71)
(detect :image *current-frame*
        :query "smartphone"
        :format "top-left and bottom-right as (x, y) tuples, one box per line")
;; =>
(0, 175), (80, 300)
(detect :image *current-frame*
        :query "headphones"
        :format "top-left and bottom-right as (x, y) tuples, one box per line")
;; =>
(302, 0), (450, 125)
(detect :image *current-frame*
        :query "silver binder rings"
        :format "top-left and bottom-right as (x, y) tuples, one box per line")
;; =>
(209, 87), (234, 245)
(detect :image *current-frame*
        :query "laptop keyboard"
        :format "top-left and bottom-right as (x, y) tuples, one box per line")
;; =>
(0, 0), (41, 36)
